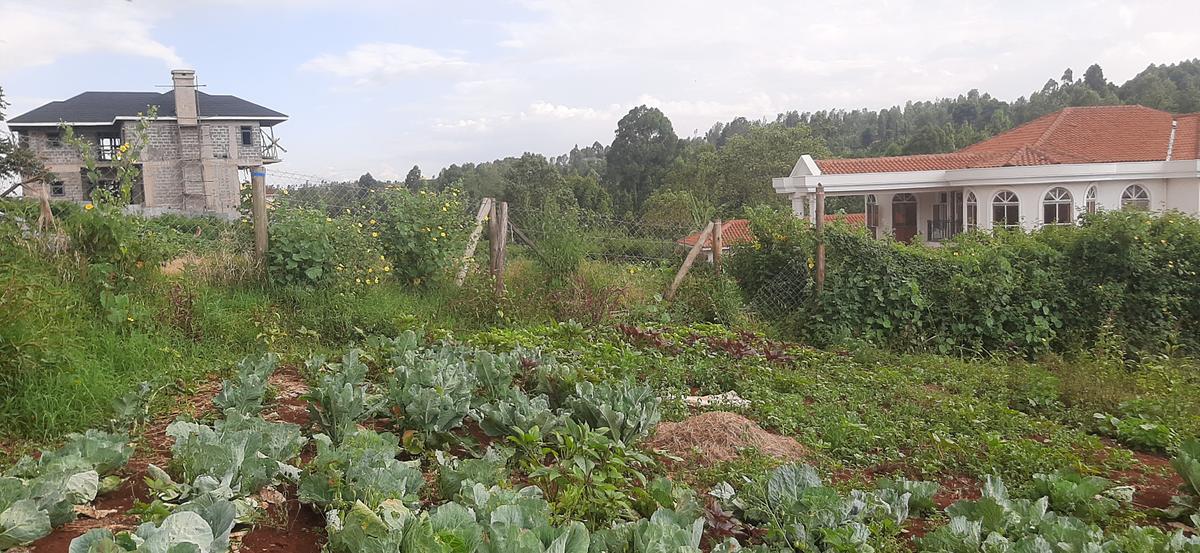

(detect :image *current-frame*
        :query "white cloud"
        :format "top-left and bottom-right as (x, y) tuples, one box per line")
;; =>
(0, 1), (183, 72)
(301, 43), (470, 84)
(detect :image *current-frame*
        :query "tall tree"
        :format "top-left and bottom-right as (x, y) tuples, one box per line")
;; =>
(715, 124), (830, 210)
(357, 172), (380, 189)
(1084, 64), (1108, 91)
(603, 106), (682, 216)
(404, 165), (423, 190)
(501, 153), (577, 226)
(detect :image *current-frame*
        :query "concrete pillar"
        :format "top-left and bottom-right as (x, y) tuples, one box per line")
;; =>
(791, 193), (806, 219)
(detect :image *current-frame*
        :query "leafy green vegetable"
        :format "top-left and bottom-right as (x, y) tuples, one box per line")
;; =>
(298, 430), (424, 511)
(1166, 439), (1200, 520)
(733, 463), (904, 552)
(1031, 470), (1129, 523)
(435, 448), (510, 501)
(165, 413), (305, 499)
(305, 349), (382, 446)
(386, 347), (477, 437)
(564, 381), (661, 444)
(212, 354), (278, 415)
(474, 390), (563, 439)
(875, 477), (939, 515)
(69, 498), (235, 553)
(0, 500), (51, 551)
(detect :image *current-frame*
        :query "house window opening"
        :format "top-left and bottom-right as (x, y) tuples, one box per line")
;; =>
(1120, 184), (1150, 211)
(1085, 186), (1098, 214)
(865, 194), (879, 230)
(992, 190), (1020, 229)
(47, 132), (61, 148)
(50, 181), (65, 197)
(240, 126), (254, 146)
(1043, 187), (1073, 225)
(98, 134), (122, 161)
(966, 191), (978, 229)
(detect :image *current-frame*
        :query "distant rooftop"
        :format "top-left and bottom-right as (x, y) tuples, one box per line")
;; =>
(8, 90), (287, 127)
(813, 105), (1200, 175)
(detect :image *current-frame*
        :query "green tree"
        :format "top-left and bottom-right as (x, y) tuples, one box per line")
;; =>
(404, 165), (423, 190)
(0, 85), (51, 189)
(501, 153), (577, 227)
(565, 172), (612, 216)
(1084, 64), (1108, 91)
(603, 105), (682, 216)
(715, 124), (830, 210)
(357, 172), (380, 189)
(639, 189), (713, 228)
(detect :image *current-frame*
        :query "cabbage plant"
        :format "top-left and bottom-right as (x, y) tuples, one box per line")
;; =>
(298, 430), (424, 511)
(212, 353), (278, 415)
(69, 498), (235, 553)
(564, 381), (661, 445)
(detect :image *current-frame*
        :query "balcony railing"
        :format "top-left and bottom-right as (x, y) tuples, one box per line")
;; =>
(261, 127), (285, 163)
(927, 219), (963, 242)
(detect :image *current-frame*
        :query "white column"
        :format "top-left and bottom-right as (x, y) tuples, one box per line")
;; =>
(791, 193), (806, 218)
(878, 193), (894, 237)
(807, 192), (817, 225)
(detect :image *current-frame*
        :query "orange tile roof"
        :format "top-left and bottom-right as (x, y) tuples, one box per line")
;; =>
(815, 105), (1200, 174)
(677, 214), (865, 248)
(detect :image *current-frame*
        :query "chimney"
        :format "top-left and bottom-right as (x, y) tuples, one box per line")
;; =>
(171, 69), (198, 126)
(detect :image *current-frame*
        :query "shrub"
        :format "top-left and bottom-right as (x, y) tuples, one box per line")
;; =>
(368, 188), (470, 285)
(729, 209), (1200, 356)
(266, 205), (380, 288)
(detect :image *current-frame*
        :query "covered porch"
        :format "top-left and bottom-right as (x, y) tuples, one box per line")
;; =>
(792, 188), (975, 244)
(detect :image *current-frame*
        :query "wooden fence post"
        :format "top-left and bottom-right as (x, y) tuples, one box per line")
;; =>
(666, 221), (714, 300)
(815, 183), (826, 295)
(456, 197), (493, 286)
(494, 201), (508, 297)
(251, 166), (268, 262)
(712, 218), (723, 277)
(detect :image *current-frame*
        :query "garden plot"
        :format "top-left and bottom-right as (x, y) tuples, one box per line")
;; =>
(4, 325), (1200, 552)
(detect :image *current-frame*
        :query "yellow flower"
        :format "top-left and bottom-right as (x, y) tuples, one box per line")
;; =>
(326, 217), (333, 223)
(379, 255), (385, 260)
(85, 203), (95, 210)
(356, 278), (362, 283)
(371, 232), (379, 238)
(383, 266), (391, 272)
(367, 268), (374, 273)
(369, 219), (377, 225)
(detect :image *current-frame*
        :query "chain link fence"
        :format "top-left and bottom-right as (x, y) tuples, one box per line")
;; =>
(506, 206), (706, 264)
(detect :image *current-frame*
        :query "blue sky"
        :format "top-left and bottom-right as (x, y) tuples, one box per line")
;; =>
(3, 0), (1200, 183)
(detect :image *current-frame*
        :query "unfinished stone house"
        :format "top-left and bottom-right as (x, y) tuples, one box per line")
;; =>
(7, 70), (286, 216)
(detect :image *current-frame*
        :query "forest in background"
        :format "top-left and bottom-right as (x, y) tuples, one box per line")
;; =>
(348, 59), (1200, 222)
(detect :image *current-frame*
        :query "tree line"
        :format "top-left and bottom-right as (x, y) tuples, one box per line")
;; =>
(410, 59), (1200, 225)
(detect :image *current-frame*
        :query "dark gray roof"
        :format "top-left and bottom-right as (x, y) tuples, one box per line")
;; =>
(8, 91), (287, 126)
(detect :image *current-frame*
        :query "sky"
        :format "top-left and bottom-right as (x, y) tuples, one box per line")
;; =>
(2, 0), (1200, 183)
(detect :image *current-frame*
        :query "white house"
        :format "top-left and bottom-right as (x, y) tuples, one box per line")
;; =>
(773, 105), (1200, 242)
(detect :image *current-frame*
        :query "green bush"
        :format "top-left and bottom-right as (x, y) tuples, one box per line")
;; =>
(730, 209), (1200, 356)
(266, 205), (379, 288)
(368, 188), (470, 285)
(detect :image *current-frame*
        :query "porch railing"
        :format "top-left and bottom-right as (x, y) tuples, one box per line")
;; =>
(927, 219), (962, 242)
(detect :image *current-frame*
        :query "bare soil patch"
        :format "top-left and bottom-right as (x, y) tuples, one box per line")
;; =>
(645, 411), (809, 467)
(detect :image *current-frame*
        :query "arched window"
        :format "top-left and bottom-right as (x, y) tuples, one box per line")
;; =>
(1085, 186), (1097, 214)
(966, 191), (978, 229)
(893, 193), (917, 203)
(865, 194), (879, 230)
(1043, 187), (1073, 225)
(992, 190), (1020, 229)
(1121, 184), (1150, 211)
